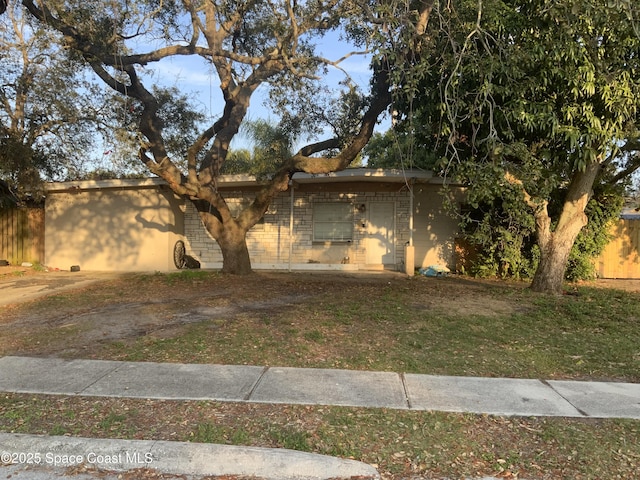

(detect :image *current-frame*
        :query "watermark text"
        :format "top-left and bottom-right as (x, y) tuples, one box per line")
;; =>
(1, 450), (154, 467)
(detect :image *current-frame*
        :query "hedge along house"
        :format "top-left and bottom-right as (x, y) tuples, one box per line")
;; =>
(44, 169), (464, 273)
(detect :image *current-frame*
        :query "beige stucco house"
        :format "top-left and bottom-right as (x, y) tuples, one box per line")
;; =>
(45, 178), (184, 272)
(44, 169), (464, 273)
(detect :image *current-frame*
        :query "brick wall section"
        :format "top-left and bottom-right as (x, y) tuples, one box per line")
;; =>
(184, 188), (410, 268)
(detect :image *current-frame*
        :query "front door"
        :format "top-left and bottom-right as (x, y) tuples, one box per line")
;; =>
(366, 202), (395, 265)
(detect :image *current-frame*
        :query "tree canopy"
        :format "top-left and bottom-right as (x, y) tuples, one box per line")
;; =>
(222, 119), (296, 176)
(0, 6), (93, 197)
(6, 0), (638, 289)
(0, 2), (121, 199)
(389, 0), (640, 293)
(363, 129), (439, 170)
(18, 0), (435, 273)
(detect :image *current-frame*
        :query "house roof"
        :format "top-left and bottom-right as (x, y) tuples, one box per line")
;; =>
(291, 168), (437, 185)
(45, 168), (444, 193)
(45, 177), (166, 193)
(621, 208), (640, 220)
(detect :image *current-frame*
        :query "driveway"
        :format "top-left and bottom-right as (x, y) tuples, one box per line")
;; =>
(0, 267), (122, 306)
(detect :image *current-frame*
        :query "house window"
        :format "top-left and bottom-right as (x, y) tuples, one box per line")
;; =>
(313, 203), (353, 242)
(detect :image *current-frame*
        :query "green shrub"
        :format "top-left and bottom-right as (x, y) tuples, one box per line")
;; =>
(461, 189), (623, 282)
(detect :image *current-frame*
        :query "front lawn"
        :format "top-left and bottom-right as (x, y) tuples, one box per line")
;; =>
(1, 271), (639, 479)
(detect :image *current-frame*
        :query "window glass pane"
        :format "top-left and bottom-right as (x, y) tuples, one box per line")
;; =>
(314, 206), (352, 222)
(313, 203), (353, 241)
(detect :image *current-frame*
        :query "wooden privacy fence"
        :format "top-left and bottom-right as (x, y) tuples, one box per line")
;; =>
(596, 219), (640, 279)
(0, 207), (45, 265)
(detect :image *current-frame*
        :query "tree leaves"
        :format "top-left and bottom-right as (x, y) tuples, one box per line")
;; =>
(1, 4), (112, 194)
(384, 0), (640, 287)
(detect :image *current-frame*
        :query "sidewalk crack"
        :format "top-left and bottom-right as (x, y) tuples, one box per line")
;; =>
(400, 373), (412, 409)
(75, 361), (122, 395)
(541, 379), (589, 417)
(244, 366), (269, 401)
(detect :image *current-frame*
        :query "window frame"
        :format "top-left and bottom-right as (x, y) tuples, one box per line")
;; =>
(312, 202), (354, 243)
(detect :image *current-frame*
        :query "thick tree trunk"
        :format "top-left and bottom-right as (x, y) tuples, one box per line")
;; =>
(216, 225), (252, 275)
(196, 201), (254, 275)
(529, 161), (601, 294)
(530, 232), (578, 294)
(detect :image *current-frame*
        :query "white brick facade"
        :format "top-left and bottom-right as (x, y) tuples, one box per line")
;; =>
(184, 188), (411, 271)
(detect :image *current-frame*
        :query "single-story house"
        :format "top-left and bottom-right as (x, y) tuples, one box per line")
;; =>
(44, 168), (465, 273)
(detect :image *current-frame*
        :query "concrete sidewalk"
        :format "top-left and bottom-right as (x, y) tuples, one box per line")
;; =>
(0, 356), (639, 419)
(1, 355), (639, 480)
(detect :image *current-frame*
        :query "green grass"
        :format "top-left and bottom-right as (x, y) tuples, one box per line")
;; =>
(1, 394), (638, 479)
(92, 276), (640, 382)
(5, 271), (640, 381)
(267, 427), (312, 451)
(190, 422), (227, 443)
(2, 272), (639, 479)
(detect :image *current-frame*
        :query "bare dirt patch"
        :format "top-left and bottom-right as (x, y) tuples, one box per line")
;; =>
(0, 265), (44, 277)
(408, 275), (531, 317)
(591, 278), (640, 292)
(0, 271), (520, 359)
(1, 272), (294, 355)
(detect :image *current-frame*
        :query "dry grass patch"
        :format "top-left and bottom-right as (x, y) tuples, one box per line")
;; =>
(1, 393), (639, 480)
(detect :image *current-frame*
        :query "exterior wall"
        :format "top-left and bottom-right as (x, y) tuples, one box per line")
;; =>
(184, 190), (295, 267)
(45, 184), (184, 272)
(42, 173), (463, 273)
(413, 185), (464, 270)
(184, 187), (412, 270)
(596, 219), (640, 279)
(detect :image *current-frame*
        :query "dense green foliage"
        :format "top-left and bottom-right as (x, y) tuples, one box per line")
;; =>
(461, 187), (624, 281)
(0, 132), (49, 202)
(103, 86), (206, 178)
(363, 129), (439, 170)
(222, 120), (294, 176)
(386, 0), (640, 289)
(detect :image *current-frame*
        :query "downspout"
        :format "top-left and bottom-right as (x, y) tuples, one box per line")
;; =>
(409, 180), (414, 247)
(289, 182), (294, 272)
(404, 178), (416, 275)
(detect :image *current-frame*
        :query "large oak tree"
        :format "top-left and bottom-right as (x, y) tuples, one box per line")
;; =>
(20, 0), (436, 274)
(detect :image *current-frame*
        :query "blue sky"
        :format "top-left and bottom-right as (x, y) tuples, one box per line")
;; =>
(92, 29), (390, 173)
(146, 31), (388, 150)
